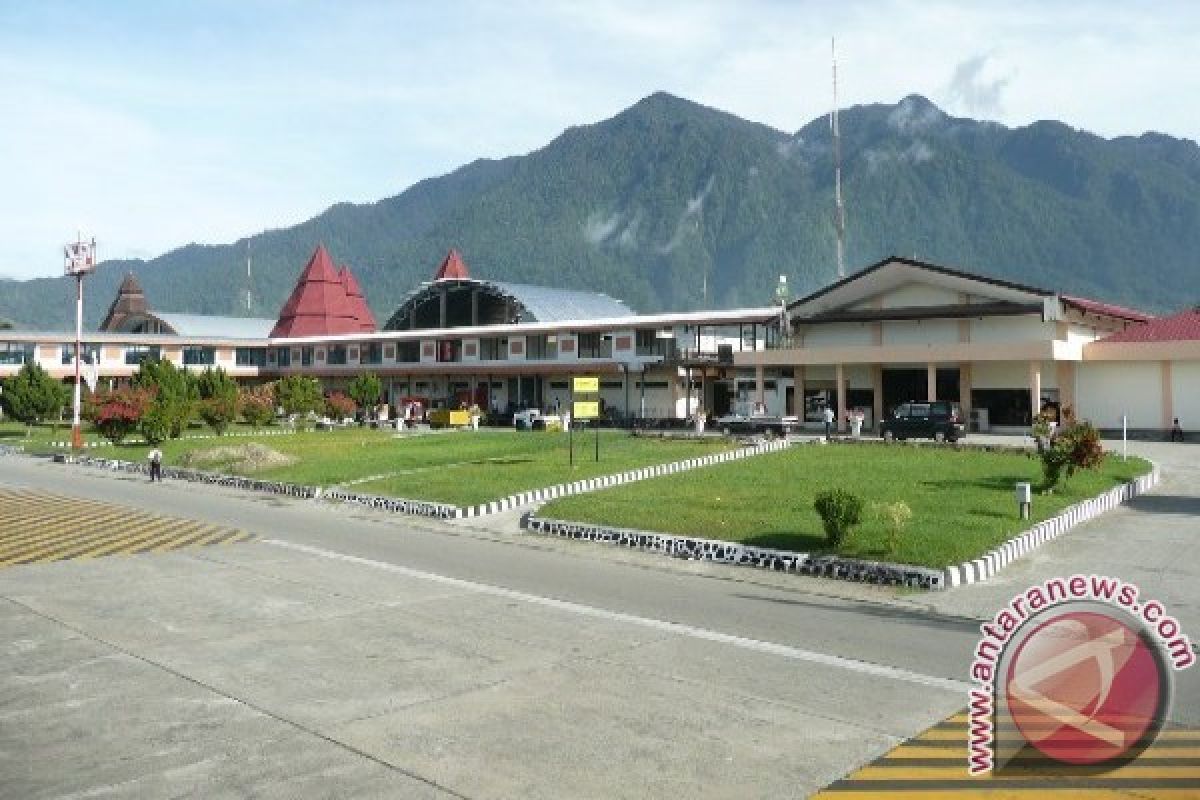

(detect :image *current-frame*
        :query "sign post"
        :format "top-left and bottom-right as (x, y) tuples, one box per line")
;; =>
(64, 235), (97, 451)
(572, 376), (600, 463)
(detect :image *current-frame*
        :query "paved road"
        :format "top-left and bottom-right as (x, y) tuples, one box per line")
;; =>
(1, 443), (1197, 799)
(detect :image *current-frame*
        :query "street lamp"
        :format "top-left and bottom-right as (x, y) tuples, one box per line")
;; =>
(64, 234), (97, 450)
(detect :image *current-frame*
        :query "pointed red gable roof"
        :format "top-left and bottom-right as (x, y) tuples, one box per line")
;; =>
(433, 248), (470, 281)
(270, 245), (361, 337)
(339, 265), (377, 332)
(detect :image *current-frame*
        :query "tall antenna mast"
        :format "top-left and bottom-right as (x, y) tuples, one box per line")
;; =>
(831, 37), (846, 279)
(245, 241), (253, 313)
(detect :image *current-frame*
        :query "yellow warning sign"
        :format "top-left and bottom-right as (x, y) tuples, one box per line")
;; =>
(573, 376), (599, 393)
(573, 401), (599, 419)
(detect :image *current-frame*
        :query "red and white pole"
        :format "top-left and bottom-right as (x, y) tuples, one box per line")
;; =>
(71, 273), (83, 450)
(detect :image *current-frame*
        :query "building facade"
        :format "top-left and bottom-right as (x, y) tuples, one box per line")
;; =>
(2, 249), (1196, 435)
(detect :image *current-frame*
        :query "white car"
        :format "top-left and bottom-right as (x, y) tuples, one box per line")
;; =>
(512, 408), (543, 430)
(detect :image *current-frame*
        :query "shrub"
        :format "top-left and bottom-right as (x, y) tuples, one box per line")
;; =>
(199, 395), (240, 435)
(347, 372), (382, 414)
(240, 384), (275, 428)
(1040, 420), (1105, 488)
(325, 392), (356, 420)
(139, 405), (171, 445)
(275, 375), (324, 417)
(90, 387), (151, 444)
(0, 362), (70, 425)
(133, 359), (198, 439)
(813, 488), (864, 548)
(873, 500), (913, 555)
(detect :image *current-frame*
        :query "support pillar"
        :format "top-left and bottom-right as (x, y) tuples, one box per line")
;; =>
(926, 363), (937, 402)
(959, 363), (973, 419)
(685, 366), (693, 420)
(755, 365), (765, 407)
(1162, 361), (1174, 431)
(439, 288), (448, 329)
(1029, 361), (1042, 425)
(793, 365), (805, 418)
(835, 363), (847, 433)
(470, 289), (479, 326)
(871, 364), (883, 432)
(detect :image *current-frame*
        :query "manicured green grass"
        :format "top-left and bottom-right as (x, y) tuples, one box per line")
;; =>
(537, 443), (1153, 569)
(114, 428), (734, 507)
(0, 421), (81, 451)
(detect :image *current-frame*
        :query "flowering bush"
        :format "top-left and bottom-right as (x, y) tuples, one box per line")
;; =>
(89, 387), (152, 444)
(1041, 420), (1105, 488)
(325, 392), (356, 420)
(239, 384), (275, 428)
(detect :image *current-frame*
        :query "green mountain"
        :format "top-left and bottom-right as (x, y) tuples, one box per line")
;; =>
(3, 92), (1199, 331)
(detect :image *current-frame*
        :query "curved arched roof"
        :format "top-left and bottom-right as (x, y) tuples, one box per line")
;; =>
(384, 278), (634, 330)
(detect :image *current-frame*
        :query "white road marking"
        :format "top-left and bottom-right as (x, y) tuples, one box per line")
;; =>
(264, 539), (970, 693)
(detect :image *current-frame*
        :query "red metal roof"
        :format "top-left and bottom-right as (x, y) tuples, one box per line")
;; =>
(339, 265), (377, 332)
(270, 245), (362, 338)
(1100, 307), (1200, 343)
(1061, 295), (1153, 323)
(433, 248), (470, 281)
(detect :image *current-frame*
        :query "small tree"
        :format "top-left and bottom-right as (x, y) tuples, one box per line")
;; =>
(0, 363), (70, 426)
(239, 384), (275, 428)
(813, 489), (864, 549)
(1041, 420), (1105, 488)
(275, 375), (324, 417)
(88, 387), (152, 445)
(196, 367), (240, 435)
(139, 404), (172, 445)
(325, 392), (356, 420)
(133, 359), (198, 438)
(347, 372), (382, 416)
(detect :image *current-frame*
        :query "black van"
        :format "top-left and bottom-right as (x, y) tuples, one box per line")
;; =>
(880, 401), (965, 442)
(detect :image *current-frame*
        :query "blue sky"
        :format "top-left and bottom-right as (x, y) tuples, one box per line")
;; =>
(2, 1), (1197, 279)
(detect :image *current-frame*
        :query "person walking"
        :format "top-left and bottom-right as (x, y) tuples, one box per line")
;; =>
(822, 405), (835, 440)
(147, 446), (163, 482)
(1171, 417), (1185, 443)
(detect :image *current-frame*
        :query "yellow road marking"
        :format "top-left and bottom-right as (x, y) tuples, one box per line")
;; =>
(0, 489), (252, 566)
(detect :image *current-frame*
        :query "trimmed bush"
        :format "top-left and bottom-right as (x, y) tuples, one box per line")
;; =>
(813, 488), (864, 548)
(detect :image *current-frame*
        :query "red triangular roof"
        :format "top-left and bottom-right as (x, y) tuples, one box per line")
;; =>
(339, 265), (377, 332)
(433, 248), (470, 281)
(1100, 307), (1200, 343)
(270, 245), (361, 337)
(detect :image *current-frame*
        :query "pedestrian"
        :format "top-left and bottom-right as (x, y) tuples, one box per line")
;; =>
(1171, 417), (1185, 443)
(148, 446), (163, 482)
(822, 405), (835, 440)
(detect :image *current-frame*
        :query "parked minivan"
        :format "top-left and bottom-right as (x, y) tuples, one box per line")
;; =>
(880, 401), (965, 442)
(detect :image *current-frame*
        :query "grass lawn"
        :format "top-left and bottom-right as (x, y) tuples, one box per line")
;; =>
(112, 427), (734, 507)
(536, 443), (1153, 569)
(0, 420), (82, 451)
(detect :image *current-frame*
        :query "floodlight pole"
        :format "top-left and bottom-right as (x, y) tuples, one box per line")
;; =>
(72, 271), (83, 450)
(65, 234), (95, 451)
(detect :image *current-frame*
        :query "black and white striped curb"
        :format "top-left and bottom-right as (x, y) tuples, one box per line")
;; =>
(0, 444), (24, 456)
(942, 466), (1161, 588)
(458, 439), (791, 517)
(522, 516), (945, 589)
(70, 456), (320, 499)
(46, 428), (296, 448)
(320, 487), (459, 519)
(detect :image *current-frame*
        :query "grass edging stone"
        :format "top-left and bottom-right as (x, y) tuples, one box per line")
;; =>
(522, 514), (945, 589)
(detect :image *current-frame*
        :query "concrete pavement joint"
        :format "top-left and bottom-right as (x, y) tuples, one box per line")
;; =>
(263, 538), (971, 694)
(0, 592), (474, 800)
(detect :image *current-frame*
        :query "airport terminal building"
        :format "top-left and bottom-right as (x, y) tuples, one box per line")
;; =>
(2, 246), (1196, 435)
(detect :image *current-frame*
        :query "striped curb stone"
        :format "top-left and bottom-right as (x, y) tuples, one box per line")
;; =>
(457, 438), (792, 518)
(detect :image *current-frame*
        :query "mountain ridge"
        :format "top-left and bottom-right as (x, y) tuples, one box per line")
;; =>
(2, 91), (1198, 331)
